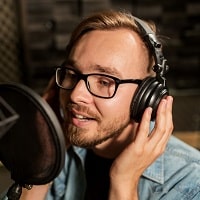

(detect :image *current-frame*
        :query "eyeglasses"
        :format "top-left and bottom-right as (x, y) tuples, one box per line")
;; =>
(56, 66), (142, 99)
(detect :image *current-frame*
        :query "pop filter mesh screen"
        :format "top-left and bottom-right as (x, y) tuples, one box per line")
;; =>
(0, 83), (65, 185)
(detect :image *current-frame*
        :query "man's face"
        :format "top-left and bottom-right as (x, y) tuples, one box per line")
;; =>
(59, 29), (149, 148)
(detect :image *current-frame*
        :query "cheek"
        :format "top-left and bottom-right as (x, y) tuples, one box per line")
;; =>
(97, 86), (136, 118)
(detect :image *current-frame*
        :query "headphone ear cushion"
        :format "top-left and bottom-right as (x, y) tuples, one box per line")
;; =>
(130, 77), (168, 122)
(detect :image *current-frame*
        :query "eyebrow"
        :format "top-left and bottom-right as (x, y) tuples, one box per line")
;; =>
(65, 59), (122, 78)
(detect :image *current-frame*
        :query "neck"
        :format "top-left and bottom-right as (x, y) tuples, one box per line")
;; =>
(92, 122), (137, 159)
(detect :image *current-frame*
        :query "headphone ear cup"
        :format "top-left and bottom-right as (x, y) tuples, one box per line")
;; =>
(130, 77), (168, 122)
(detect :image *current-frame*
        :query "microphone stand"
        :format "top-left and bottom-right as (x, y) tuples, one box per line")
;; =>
(6, 182), (32, 200)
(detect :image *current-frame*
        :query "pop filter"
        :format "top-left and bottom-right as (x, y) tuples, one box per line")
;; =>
(0, 83), (65, 199)
(0, 96), (19, 139)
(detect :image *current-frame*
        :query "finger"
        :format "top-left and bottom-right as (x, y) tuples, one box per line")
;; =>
(149, 96), (173, 152)
(165, 96), (174, 134)
(43, 75), (57, 100)
(149, 98), (168, 143)
(135, 107), (152, 144)
(156, 96), (174, 146)
(42, 76), (63, 123)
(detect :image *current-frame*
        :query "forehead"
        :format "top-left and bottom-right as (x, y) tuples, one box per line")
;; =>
(69, 29), (149, 78)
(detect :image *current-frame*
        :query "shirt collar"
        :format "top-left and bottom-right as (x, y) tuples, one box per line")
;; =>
(73, 145), (165, 184)
(142, 153), (164, 184)
(72, 146), (87, 167)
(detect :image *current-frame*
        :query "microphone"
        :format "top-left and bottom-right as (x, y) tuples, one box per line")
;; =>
(0, 83), (66, 200)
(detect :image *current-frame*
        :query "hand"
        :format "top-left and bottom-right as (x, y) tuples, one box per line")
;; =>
(109, 96), (173, 200)
(42, 76), (71, 148)
(20, 184), (50, 200)
(43, 76), (63, 123)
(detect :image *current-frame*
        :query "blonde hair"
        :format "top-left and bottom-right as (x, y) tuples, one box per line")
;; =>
(66, 10), (157, 72)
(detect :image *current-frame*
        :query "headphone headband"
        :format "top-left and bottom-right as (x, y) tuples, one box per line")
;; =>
(134, 17), (169, 85)
(130, 16), (169, 122)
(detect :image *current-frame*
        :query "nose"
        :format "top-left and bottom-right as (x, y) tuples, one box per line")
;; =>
(70, 79), (93, 104)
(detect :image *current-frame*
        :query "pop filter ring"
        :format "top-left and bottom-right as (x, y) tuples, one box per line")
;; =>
(0, 83), (66, 199)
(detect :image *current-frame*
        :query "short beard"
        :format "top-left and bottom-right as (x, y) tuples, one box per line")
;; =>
(66, 115), (130, 148)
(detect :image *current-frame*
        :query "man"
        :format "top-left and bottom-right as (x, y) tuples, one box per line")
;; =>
(7, 10), (200, 199)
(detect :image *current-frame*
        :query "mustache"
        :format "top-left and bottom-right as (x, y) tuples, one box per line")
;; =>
(66, 103), (100, 120)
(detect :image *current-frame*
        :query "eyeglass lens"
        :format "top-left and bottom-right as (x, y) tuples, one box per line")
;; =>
(56, 68), (117, 98)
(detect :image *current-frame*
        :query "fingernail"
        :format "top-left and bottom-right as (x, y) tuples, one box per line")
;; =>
(148, 107), (153, 115)
(162, 99), (167, 108)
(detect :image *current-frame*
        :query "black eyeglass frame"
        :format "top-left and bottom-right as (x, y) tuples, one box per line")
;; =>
(55, 66), (143, 99)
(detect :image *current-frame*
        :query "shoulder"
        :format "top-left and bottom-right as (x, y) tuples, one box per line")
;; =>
(140, 136), (200, 199)
(166, 135), (200, 163)
(164, 136), (200, 182)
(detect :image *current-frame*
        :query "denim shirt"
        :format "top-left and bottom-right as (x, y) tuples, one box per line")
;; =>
(45, 136), (200, 200)
(1, 136), (200, 200)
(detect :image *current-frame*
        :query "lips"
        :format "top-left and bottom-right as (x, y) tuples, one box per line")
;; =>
(74, 113), (95, 121)
(69, 106), (95, 121)
(67, 104), (98, 125)
(69, 111), (96, 128)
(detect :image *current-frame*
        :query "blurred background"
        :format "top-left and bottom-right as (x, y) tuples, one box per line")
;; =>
(1, 0), (200, 92)
(0, 0), (200, 193)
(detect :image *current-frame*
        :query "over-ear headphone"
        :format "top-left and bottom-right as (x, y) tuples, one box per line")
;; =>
(130, 17), (169, 122)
